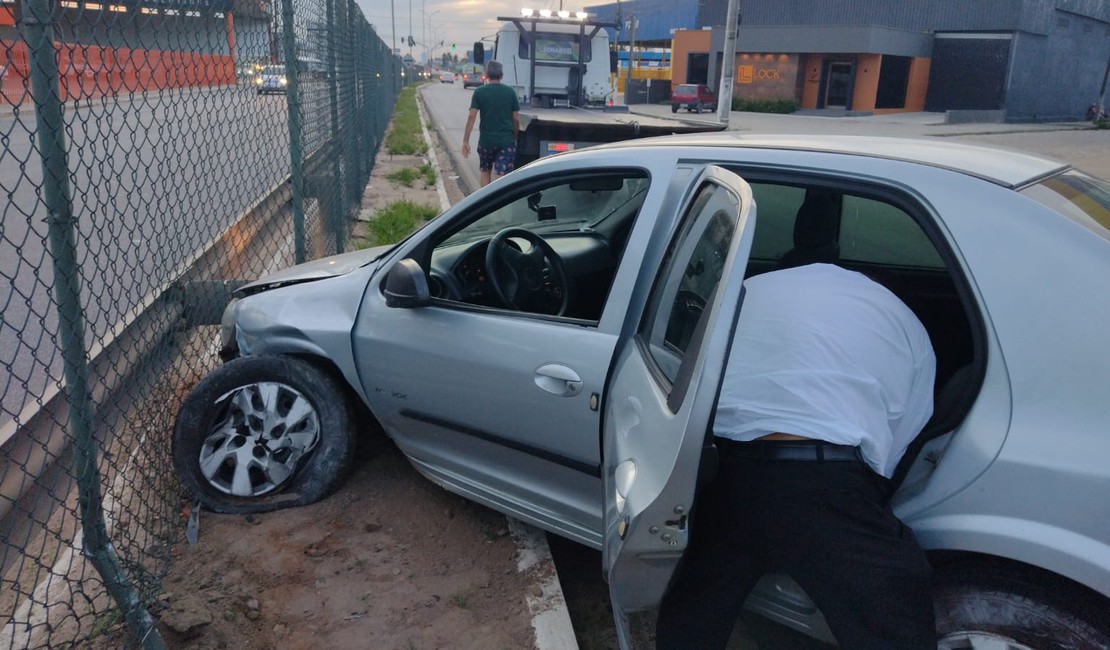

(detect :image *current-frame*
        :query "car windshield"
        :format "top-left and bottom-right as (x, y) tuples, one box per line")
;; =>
(442, 175), (650, 246)
(1020, 170), (1110, 242)
(260, 66), (284, 76)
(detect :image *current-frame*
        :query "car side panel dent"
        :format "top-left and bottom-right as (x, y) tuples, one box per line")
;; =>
(912, 513), (1110, 600)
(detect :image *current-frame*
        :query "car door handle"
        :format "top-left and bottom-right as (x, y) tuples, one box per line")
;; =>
(534, 364), (583, 397)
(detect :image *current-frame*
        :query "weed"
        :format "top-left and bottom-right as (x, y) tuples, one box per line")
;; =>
(386, 86), (428, 155)
(366, 200), (438, 246)
(453, 592), (469, 609)
(420, 163), (437, 186)
(88, 607), (123, 638)
(386, 167), (421, 187)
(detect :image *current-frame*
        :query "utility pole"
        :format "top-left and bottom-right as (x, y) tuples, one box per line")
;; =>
(716, 0), (739, 125)
(1095, 52), (1110, 123)
(624, 14), (637, 103)
(390, 0), (396, 55)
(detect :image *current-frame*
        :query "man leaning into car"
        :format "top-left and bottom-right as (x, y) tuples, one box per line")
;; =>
(655, 263), (937, 649)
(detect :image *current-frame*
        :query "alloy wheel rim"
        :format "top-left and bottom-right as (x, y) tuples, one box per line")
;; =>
(198, 381), (320, 497)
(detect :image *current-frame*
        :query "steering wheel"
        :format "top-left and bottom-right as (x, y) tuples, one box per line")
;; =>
(485, 227), (570, 316)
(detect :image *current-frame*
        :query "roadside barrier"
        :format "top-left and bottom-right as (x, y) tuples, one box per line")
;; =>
(0, 0), (402, 646)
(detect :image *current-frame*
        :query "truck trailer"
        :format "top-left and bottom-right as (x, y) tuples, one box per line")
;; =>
(488, 14), (726, 168)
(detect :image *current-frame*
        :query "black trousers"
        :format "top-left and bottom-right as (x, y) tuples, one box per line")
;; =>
(655, 440), (935, 650)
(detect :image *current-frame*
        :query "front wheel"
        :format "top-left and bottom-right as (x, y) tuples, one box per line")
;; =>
(934, 560), (1110, 650)
(173, 355), (356, 514)
(671, 103), (679, 113)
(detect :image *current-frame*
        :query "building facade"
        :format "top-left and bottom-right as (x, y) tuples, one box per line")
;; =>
(588, 0), (1110, 121)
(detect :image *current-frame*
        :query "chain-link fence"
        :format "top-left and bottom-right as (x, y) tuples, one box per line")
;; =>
(0, 0), (401, 644)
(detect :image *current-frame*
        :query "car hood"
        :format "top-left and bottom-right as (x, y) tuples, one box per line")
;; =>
(236, 245), (393, 296)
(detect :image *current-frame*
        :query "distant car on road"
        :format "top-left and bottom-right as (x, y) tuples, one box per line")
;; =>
(459, 65), (485, 88)
(175, 133), (1110, 649)
(671, 83), (717, 113)
(439, 72), (456, 84)
(255, 65), (287, 95)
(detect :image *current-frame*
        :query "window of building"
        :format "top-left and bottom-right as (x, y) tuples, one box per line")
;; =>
(876, 55), (911, 109)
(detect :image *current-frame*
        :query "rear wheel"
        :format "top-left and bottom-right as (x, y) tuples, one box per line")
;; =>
(173, 355), (356, 514)
(695, 101), (704, 114)
(671, 103), (679, 113)
(934, 559), (1110, 650)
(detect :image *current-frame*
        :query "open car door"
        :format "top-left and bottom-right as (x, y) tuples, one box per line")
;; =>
(602, 165), (756, 648)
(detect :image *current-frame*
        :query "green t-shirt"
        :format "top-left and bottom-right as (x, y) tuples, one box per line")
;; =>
(470, 82), (520, 147)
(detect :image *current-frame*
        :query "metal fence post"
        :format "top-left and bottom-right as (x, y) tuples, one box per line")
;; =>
(280, 0), (307, 263)
(20, 0), (165, 647)
(342, 1), (360, 219)
(325, 0), (345, 254)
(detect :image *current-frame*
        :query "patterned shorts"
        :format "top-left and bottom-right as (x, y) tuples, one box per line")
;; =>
(477, 144), (516, 175)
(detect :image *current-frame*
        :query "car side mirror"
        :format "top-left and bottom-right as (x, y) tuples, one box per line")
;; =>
(383, 258), (431, 308)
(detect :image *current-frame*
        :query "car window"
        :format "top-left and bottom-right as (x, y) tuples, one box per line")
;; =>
(1020, 170), (1110, 242)
(640, 181), (740, 385)
(676, 85), (695, 94)
(744, 181), (942, 269)
(840, 195), (944, 267)
(747, 183), (806, 260)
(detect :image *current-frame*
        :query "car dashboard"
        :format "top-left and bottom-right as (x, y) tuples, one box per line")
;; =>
(428, 231), (619, 318)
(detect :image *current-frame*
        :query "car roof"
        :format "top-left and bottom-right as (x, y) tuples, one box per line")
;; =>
(592, 133), (1068, 188)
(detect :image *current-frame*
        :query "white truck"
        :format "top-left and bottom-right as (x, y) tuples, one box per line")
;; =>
(485, 15), (725, 168)
(494, 14), (614, 107)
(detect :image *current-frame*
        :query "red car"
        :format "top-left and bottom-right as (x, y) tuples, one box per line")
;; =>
(671, 83), (718, 113)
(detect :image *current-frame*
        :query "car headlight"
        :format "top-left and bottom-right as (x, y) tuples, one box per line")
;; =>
(218, 298), (240, 359)
(255, 77), (262, 85)
(280, 77), (288, 85)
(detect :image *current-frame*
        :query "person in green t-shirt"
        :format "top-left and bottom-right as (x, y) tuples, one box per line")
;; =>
(462, 60), (521, 187)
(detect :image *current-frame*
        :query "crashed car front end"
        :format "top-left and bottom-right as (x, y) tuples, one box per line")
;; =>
(217, 246), (393, 404)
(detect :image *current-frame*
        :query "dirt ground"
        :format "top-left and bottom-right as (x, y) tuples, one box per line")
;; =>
(156, 445), (539, 650)
(150, 117), (540, 650)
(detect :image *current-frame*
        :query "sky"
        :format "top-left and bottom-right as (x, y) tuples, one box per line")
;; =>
(355, 0), (598, 63)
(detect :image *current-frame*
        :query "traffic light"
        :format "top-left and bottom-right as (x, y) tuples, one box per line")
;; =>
(452, 43), (456, 52)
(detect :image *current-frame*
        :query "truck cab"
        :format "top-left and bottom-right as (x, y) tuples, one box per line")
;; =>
(493, 15), (614, 107)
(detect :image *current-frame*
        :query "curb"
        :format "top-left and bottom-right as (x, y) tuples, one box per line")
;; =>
(414, 85), (580, 650)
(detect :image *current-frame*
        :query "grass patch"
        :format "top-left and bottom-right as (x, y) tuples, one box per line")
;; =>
(366, 200), (438, 246)
(421, 163), (437, 186)
(730, 96), (798, 114)
(385, 164), (437, 188)
(385, 86), (428, 155)
(386, 167), (421, 187)
(453, 592), (469, 609)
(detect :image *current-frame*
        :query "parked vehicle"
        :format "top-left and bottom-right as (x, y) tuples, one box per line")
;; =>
(175, 134), (1110, 649)
(671, 83), (718, 113)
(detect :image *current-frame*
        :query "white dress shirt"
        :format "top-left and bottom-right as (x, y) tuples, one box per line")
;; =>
(713, 264), (936, 478)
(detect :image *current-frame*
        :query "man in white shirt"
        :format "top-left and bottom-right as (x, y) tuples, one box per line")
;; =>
(656, 263), (937, 649)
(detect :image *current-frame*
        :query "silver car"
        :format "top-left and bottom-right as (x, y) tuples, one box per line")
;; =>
(174, 134), (1110, 648)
